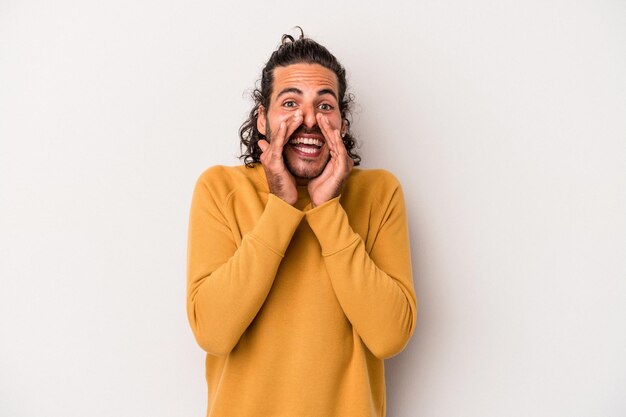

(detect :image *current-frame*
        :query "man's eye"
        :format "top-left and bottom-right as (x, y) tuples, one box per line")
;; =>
(283, 101), (297, 108)
(318, 103), (333, 111)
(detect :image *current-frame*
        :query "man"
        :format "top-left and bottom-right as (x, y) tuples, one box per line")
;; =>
(187, 31), (417, 417)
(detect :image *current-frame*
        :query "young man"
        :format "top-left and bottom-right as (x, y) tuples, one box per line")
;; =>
(187, 31), (417, 417)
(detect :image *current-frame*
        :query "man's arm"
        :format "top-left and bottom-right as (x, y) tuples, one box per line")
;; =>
(186, 170), (304, 356)
(305, 177), (417, 359)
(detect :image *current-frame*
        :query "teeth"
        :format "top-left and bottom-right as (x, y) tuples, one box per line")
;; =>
(289, 137), (323, 147)
(293, 146), (319, 154)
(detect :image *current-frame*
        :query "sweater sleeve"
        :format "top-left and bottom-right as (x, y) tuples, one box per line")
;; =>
(305, 180), (417, 359)
(186, 172), (304, 356)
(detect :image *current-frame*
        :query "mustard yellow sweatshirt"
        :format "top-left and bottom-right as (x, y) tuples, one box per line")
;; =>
(187, 163), (416, 417)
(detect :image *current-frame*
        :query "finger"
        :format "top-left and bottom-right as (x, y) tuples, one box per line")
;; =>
(271, 121), (286, 146)
(318, 114), (343, 156)
(320, 115), (352, 177)
(258, 139), (269, 153)
(266, 121), (288, 160)
(333, 129), (347, 157)
(283, 110), (303, 142)
(317, 113), (335, 151)
(326, 116), (343, 154)
(273, 112), (303, 149)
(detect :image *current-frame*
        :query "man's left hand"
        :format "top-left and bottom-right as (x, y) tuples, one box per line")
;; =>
(308, 113), (354, 208)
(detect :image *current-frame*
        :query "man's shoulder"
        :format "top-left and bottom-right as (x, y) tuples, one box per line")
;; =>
(196, 163), (261, 183)
(197, 164), (247, 180)
(193, 164), (262, 198)
(347, 168), (401, 190)
(345, 168), (403, 206)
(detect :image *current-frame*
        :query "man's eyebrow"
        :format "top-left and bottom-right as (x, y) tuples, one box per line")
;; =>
(276, 87), (303, 99)
(275, 87), (338, 101)
(317, 88), (338, 101)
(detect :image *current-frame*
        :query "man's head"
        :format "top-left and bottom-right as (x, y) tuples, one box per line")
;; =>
(239, 30), (361, 177)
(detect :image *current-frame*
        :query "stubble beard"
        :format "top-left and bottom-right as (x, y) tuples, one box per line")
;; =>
(284, 152), (330, 180)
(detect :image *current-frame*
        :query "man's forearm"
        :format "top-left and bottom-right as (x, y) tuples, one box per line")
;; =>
(187, 188), (304, 356)
(306, 192), (417, 359)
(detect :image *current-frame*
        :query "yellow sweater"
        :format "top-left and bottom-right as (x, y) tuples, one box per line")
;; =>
(186, 163), (417, 417)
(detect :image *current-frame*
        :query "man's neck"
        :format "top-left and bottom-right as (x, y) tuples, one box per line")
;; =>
(295, 177), (309, 186)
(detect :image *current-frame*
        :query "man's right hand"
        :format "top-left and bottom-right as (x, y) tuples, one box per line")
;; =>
(257, 111), (302, 206)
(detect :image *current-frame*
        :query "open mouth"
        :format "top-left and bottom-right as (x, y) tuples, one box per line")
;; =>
(288, 137), (324, 155)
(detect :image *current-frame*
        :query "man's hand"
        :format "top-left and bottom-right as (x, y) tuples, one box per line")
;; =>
(257, 111), (303, 206)
(308, 113), (354, 208)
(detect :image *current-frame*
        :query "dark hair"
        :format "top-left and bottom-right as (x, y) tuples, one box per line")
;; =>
(239, 28), (361, 166)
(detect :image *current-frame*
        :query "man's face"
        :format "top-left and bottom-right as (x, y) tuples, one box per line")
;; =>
(257, 63), (346, 181)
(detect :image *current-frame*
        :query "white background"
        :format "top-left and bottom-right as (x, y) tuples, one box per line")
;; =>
(1, 1), (625, 416)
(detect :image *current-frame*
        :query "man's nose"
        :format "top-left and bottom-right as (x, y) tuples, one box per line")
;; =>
(301, 105), (318, 128)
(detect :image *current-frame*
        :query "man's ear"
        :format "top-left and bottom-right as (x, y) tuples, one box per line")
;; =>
(341, 119), (347, 138)
(257, 106), (267, 136)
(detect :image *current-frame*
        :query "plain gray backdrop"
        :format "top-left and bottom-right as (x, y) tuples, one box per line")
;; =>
(1, 0), (625, 416)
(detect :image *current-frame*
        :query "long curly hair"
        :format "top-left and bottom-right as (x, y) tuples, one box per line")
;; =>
(239, 29), (361, 167)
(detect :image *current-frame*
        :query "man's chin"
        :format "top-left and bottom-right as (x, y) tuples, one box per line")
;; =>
(285, 156), (330, 181)
(287, 166), (324, 181)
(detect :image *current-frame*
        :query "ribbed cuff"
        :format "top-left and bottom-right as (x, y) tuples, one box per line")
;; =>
(248, 194), (305, 256)
(305, 196), (359, 256)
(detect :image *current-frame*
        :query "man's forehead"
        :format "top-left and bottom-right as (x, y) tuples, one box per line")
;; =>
(272, 63), (339, 96)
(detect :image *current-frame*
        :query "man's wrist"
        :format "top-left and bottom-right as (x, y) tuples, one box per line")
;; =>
(305, 196), (356, 255)
(250, 194), (305, 255)
(271, 191), (297, 206)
